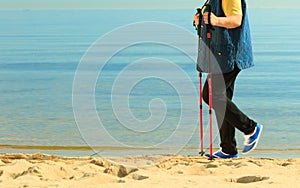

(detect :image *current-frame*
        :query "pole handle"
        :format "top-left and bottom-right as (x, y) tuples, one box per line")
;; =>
(193, 8), (202, 38)
(205, 4), (214, 36)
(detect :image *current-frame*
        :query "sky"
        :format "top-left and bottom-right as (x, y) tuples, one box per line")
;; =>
(0, 0), (299, 10)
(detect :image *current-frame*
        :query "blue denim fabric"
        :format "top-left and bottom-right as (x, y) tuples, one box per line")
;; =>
(197, 0), (254, 74)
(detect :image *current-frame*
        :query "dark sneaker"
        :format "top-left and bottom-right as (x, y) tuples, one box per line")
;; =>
(242, 123), (263, 155)
(205, 150), (239, 159)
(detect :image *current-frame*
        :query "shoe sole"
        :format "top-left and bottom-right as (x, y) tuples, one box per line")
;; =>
(213, 156), (239, 159)
(205, 152), (239, 159)
(242, 125), (263, 155)
(206, 155), (239, 159)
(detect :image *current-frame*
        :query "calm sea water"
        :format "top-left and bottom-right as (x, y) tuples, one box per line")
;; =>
(0, 9), (299, 157)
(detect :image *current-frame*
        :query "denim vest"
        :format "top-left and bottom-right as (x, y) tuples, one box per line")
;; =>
(197, 0), (254, 74)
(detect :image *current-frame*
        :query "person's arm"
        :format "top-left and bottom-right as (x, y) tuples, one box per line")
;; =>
(202, 0), (243, 29)
(203, 12), (242, 29)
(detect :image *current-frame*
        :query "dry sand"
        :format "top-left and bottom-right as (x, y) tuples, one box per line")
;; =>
(0, 153), (299, 188)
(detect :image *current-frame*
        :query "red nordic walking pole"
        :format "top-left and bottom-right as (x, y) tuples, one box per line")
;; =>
(195, 8), (205, 156)
(206, 5), (214, 160)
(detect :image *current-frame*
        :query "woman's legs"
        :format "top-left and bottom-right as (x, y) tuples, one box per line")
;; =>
(203, 66), (257, 154)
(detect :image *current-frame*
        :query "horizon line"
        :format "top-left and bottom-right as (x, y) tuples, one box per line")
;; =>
(0, 7), (299, 11)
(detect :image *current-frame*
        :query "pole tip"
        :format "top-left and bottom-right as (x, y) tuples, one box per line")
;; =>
(199, 151), (205, 156)
(208, 156), (214, 161)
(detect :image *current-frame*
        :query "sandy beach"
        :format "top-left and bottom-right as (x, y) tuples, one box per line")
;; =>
(0, 153), (299, 187)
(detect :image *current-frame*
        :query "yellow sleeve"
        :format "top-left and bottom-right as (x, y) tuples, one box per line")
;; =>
(222, 0), (243, 16)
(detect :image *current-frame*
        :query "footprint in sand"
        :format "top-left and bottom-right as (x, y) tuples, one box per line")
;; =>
(227, 176), (270, 184)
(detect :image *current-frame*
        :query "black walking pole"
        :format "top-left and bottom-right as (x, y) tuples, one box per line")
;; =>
(206, 4), (214, 160)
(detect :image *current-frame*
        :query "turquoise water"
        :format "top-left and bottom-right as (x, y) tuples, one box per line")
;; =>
(0, 9), (299, 157)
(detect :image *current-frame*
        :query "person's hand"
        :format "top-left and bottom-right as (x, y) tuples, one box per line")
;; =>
(194, 13), (200, 25)
(203, 12), (219, 26)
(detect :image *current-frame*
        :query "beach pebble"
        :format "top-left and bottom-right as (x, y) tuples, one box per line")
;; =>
(131, 173), (149, 180)
(227, 176), (270, 184)
(118, 179), (126, 183)
(27, 166), (40, 174)
(60, 167), (66, 171)
(206, 164), (218, 168)
(178, 170), (184, 174)
(237, 176), (270, 184)
(105, 165), (138, 178)
(82, 173), (96, 178)
(280, 163), (291, 167)
(90, 159), (108, 168)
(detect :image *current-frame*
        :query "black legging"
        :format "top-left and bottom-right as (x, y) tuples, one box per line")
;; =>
(202, 65), (257, 155)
